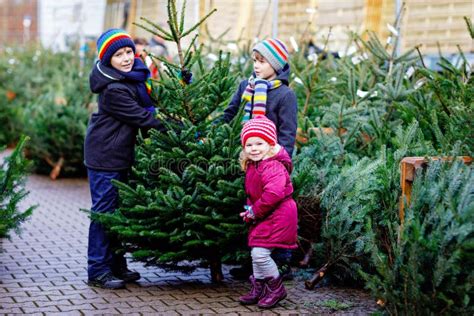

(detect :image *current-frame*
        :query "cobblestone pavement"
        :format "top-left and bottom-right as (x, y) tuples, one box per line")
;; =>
(1, 167), (379, 315)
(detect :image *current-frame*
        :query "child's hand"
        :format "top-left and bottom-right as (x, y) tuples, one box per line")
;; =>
(144, 106), (156, 114)
(178, 69), (193, 85)
(240, 211), (253, 223)
(240, 205), (255, 223)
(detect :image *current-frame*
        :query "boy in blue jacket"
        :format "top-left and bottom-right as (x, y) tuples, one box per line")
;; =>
(84, 29), (168, 289)
(222, 38), (298, 280)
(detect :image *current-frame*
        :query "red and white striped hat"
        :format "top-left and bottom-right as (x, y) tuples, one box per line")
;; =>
(241, 116), (277, 146)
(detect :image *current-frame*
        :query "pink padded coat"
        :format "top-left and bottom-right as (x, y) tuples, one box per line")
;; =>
(245, 147), (298, 249)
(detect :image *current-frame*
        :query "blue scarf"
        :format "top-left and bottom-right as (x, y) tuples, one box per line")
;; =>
(115, 58), (154, 111)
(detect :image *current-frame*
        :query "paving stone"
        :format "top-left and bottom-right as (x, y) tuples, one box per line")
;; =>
(48, 294), (86, 301)
(91, 302), (133, 310)
(155, 311), (180, 316)
(13, 295), (50, 303)
(116, 306), (157, 314)
(178, 309), (217, 315)
(0, 296), (15, 304)
(1, 301), (36, 310)
(5, 286), (42, 293)
(1, 291), (29, 298)
(35, 299), (73, 308)
(58, 303), (97, 312)
(85, 308), (120, 315)
(80, 291), (120, 300)
(70, 298), (108, 305)
(0, 307), (23, 314)
(47, 311), (83, 316)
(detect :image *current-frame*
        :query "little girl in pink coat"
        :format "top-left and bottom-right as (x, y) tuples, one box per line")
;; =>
(238, 116), (298, 309)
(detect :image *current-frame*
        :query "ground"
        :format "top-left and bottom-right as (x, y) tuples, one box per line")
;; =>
(1, 151), (379, 315)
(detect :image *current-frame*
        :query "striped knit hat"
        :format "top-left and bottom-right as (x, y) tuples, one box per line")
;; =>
(241, 116), (277, 146)
(253, 38), (289, 72)
(97, 29), (135, 65)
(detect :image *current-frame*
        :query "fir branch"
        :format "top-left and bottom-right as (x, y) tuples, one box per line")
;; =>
(464, 16), (474, 39)
(136, 17), (173, 40)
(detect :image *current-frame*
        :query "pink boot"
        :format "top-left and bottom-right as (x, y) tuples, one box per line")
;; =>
(239, 275), (265, 305)
(257, 275), (287, 308)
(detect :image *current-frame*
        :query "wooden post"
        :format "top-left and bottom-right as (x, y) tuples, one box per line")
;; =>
(399, 156), (472, 223)
(399, 157), (427, 223)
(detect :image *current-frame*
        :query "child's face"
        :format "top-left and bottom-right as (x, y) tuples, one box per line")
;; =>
(110, 47), (135, 72)
(244, 136), (272, 162)
(253, 52), (276, 80)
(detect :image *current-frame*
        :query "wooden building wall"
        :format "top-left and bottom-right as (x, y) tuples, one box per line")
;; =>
(104, 0), (474, 55)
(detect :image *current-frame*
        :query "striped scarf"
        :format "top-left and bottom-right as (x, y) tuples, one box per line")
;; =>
(241, 76), (282, 123)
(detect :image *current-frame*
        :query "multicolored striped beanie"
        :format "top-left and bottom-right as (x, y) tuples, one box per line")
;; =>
(97, 29), (135, 65)
(253, 38), (289, 72)
(241, 116), (277, 146)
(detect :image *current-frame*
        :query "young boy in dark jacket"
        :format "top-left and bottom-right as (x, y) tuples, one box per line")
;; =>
(84, 29), (167, 289)
(222, 38), (297, 157)
(222, 38), (298, 280)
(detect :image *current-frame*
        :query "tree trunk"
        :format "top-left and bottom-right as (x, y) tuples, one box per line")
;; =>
(209, 256), (223, 283)
(46, 157), (64, 180)
(299, 245), (313, 267)
(305, 263), (329, 290)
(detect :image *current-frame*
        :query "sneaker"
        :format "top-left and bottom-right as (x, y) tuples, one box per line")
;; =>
(115, 269), (141, 282)
(88, 272), (126, 289)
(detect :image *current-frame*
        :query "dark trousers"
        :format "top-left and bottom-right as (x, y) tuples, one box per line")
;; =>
(272, 248), (292, 265)
(87, 168), (128, 279)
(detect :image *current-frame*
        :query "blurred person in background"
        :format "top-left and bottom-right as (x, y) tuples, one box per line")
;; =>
(133, 37), (149, 58)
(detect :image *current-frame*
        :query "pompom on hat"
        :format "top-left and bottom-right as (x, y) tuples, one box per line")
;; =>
(253, 38), (289, 72)
(241, 116), (278, 146)
(97, 28), (135, 65)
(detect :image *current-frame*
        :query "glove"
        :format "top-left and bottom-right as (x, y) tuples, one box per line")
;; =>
(178, 69), (193, 85)
(144, 106), (156, 116)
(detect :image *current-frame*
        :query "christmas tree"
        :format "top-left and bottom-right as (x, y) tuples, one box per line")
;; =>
(361, 159), (473, 314)
(0, 136), (36, 240)
(96, 0), (246, 282)
(0, 47), (94, 178)
(21, 50), (94, 179)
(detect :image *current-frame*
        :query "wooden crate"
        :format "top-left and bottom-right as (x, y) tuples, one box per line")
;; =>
(399, 156), (472, 223)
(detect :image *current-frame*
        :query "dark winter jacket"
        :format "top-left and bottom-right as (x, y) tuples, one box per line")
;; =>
(245, 146), (298, 249)
(222, 66), (298, 156)
(84, 61), (165, 171)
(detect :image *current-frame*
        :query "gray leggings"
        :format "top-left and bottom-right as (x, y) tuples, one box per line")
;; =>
(251, 247), (280, 279)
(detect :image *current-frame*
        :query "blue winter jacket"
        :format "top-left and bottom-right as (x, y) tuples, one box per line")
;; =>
(84, 61), (165, 171)
(222, 66), (298, 156)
